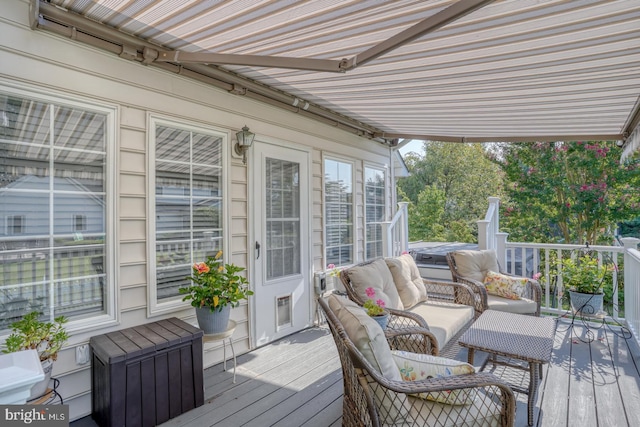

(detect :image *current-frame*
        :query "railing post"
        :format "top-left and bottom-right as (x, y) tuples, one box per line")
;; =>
(478, 197), (501, 250)
(621, 237), (640, 341)
(496, 232), (508, 269)
(381, 221), (392, 257)
(477, 220), (489, 250)
(487, 197), (500, 234)
(397, 202), (409, 253)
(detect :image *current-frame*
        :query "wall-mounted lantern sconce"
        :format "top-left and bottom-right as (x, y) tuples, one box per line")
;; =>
(234, 125), (255, 164)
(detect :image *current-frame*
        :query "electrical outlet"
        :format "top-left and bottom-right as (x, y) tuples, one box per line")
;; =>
(76, 344), (90, 365)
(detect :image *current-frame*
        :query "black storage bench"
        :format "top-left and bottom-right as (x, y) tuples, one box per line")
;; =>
(90, 318), (204, 427)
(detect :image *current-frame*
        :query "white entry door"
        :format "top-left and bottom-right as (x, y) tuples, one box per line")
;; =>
(252, 142), (311, 347)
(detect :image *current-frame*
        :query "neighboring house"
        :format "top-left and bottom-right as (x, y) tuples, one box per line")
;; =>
(0, 1), (405, 419)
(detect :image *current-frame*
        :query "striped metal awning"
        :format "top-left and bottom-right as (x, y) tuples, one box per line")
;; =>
(37, 0), (640, 145)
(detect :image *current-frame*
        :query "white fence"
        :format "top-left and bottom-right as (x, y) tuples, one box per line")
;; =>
(625, 247), (640, 343)
(478, 197), (640, 344)
(381, 202), (409, 257)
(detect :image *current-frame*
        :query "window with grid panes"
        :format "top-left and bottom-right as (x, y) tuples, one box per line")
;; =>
(153, 122), (224, 304)
(365, 166), (386, 260)
(324, 158), (353, 266)
(0, 91), (110, 330)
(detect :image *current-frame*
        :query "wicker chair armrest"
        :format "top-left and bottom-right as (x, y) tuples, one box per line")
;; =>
(384, 327), (439, 355)
(375, 372), (516, 425)
(423, 278), (485, 318)
(386, 307), (430, 330)
(455, 276), (489, 313)
(382, 371), (515, 397)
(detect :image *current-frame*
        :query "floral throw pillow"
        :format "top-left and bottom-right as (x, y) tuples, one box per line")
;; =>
(391, 350), (475, 405)
(483, 270), (527, 300)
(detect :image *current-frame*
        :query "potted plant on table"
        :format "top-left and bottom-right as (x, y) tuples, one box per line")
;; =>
(180, 251), (253, 334)
(561, 254), (608, 316)
(363, 287), (389, 329)
(2, 311), (69, 400)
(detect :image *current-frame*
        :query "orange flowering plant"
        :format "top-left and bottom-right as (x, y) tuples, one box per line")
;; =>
(179, 250), (253, 311)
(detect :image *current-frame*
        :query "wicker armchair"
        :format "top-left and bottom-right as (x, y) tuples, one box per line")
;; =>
(319, 296), (516, 427)
(446, 249), (542, 317)
(340, 258), (482, 357)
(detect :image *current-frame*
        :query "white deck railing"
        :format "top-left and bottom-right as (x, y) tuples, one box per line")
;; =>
(477, 197), (640, 344)
(502, 241), (627, 318)
(625, 246), (640, 343)
(381, 202), (410, 257)
(477, 197), (500, 252)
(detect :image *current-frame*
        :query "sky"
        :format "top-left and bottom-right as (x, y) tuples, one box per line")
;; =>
(398, 139), (424, 157)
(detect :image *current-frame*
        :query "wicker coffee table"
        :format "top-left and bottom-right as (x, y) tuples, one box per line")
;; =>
(458, 310), (556, 426)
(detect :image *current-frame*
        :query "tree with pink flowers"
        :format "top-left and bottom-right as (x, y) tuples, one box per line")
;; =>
(496, 141), (640, 244)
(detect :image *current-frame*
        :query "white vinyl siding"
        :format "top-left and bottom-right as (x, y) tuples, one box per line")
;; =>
(150, 118), (225, 308)
(364, 166), (386, 260)
(324, 158), (354, 267)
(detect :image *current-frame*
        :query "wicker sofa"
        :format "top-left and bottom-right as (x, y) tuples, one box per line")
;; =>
(319, 295), (516, 426)
(339, 255), (483, 357)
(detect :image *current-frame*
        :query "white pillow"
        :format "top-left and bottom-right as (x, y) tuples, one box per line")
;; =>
(391, 350), (475, 405)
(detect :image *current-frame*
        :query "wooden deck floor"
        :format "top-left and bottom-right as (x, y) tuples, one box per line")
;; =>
(73, 317), (640, 427)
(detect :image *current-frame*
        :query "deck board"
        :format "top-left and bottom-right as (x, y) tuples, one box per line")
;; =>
(537, 323), (572, 427)
(567, 323), (599, 426)
(71, 318), (640, 427)
(606, 324), (640, 426)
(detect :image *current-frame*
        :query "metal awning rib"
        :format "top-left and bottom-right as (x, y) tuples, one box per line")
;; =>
(33, 0), (640, 146)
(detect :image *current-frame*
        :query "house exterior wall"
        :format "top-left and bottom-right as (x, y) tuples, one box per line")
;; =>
(1, 0), (395, 420)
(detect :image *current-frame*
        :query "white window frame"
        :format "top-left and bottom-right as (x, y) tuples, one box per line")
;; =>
(147, 115), (229, 316)
(0, 82), (118, 334)
(322, 155), (355, 268)
(364, 164), (388, 261)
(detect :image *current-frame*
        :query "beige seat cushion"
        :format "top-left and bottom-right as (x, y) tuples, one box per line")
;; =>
(451, 249), (500, 283)
(347, 258), (403, 310)
(409, 302), (475, 350)
(327, 294), (410, 424)
(486, 295), (538, 315)
(385, 254), (428, 309)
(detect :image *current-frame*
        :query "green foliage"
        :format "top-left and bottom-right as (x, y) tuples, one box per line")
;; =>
(561, 255), (607, 294)
(619, 217), (640, 238)
(179, 251), (253, 311)
(398, 142), (503, 242)
(497, 141), (640, 244)
(405, 186), (446, 241)
(3, 312), (69, 362)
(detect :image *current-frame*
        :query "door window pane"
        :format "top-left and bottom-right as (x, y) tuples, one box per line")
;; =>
(266, 158), (300, 280)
